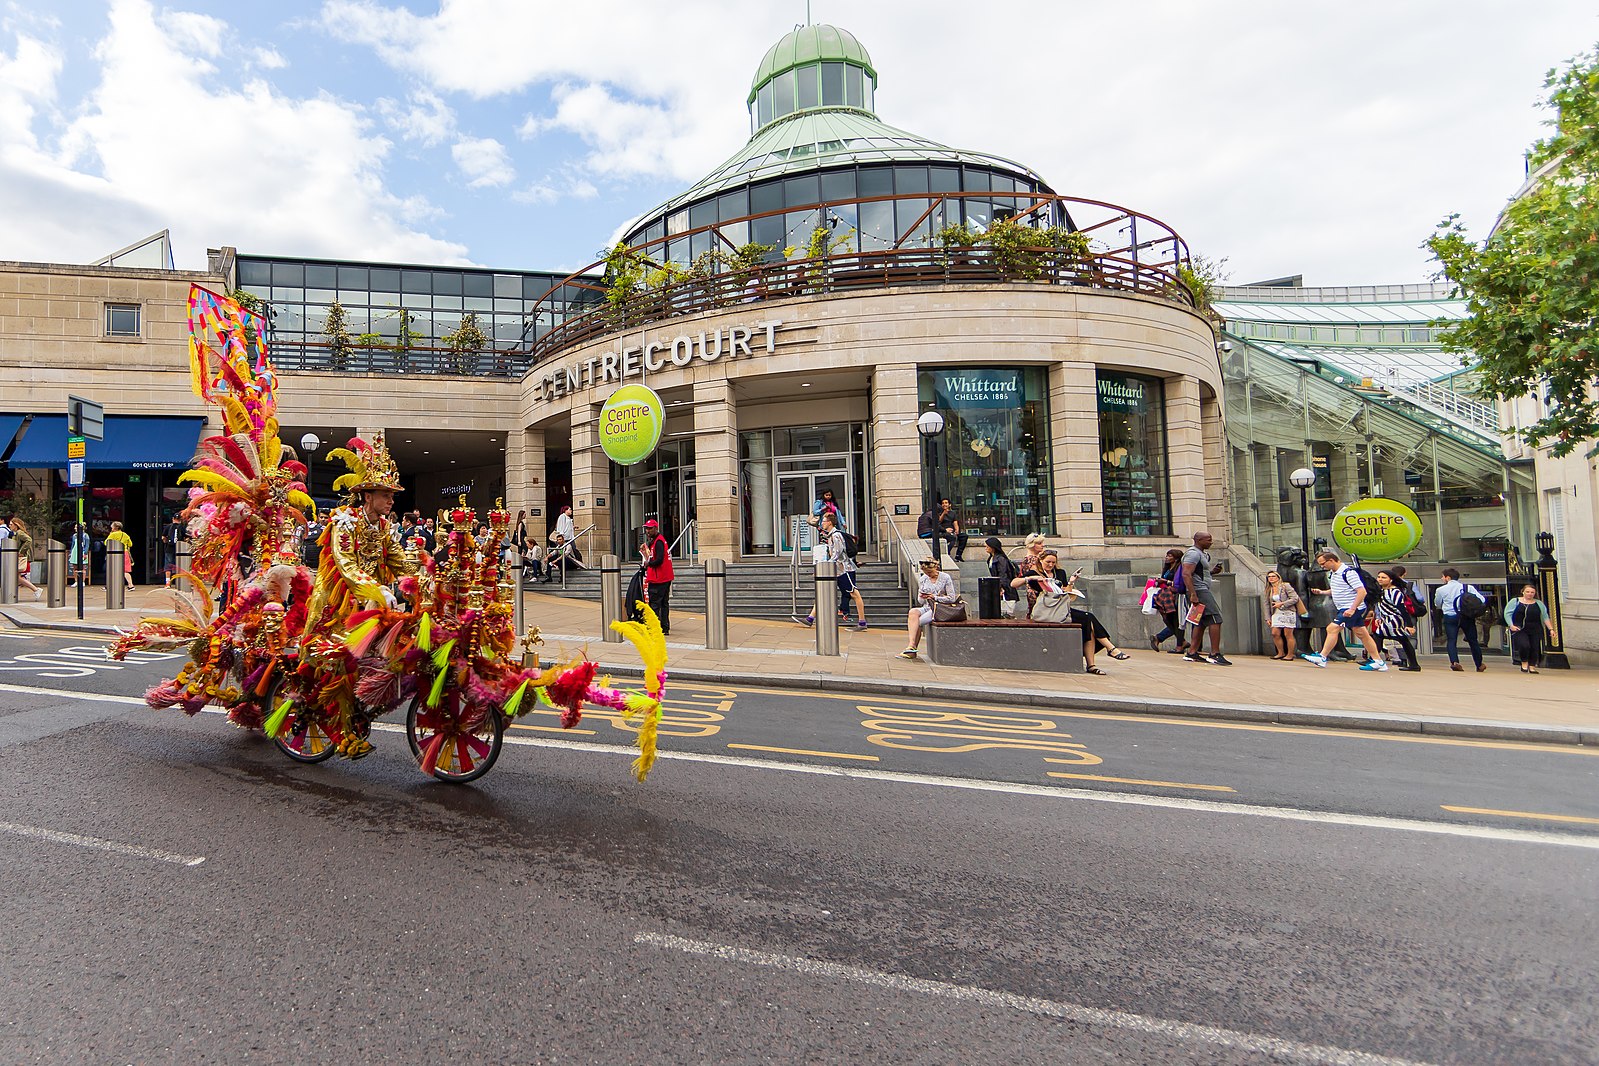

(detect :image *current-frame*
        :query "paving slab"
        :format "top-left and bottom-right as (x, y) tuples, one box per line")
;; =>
(4, 584), (1596, 745)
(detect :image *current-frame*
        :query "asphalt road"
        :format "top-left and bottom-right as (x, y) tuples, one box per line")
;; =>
(1, 630), (1596, 1064)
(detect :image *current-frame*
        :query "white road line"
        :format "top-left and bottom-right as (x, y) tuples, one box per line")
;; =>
(635, 932), (1435, 1066)
(483, 732), (1599, 850)
(0, 820), (205, 867)
(7, 681), (1598, 851)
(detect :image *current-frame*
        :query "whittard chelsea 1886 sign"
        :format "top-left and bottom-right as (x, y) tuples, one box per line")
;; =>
(534, 319), (783, 403)
(931, 369), (1020, 409)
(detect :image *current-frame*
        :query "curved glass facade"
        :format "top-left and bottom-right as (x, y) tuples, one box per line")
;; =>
(624, 162), (1052, 267)
(622, 22), (1055, 268)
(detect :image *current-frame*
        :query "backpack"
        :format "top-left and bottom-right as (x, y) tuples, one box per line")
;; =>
(1456, 585), (1486, 621)
(839, 529), (859, 561)
(1172, 564), (1186, 595)
(1349, 566), (1381, 604)
(1403, 582), (1427, 618)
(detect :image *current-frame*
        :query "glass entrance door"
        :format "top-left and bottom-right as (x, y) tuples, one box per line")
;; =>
(776, 470), (849, 555)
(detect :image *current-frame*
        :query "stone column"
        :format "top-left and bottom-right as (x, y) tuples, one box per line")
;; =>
(569, 402), (613, 556)
(1165, 376), (1208, 538)
(1201, 387), (1231, 541)
(870, 364), (920, 543)
(507, 426), (546, 542)
(1050, 364), (1102, 545)
(692, 378), (740, 559)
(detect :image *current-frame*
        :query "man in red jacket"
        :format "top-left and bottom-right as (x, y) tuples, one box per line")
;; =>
(641, 518), (673, 636)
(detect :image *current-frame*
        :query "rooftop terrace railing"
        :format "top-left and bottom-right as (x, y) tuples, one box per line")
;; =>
(523, 192), (1194, 368)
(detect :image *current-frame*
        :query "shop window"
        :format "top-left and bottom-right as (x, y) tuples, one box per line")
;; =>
(918, 368), (1053, 537)
(1097, 371), (1171, 537)
(104, 303), (141, 337)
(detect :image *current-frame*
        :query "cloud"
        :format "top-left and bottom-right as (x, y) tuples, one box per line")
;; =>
(511, 170), (598, 205)
(0, 0), (469, 267)
(377, 88), (455, 145)
(451, 134), (513, 187)
(253, 47), (288, 70)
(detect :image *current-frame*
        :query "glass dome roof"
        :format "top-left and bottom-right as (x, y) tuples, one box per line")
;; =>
(748, 24), (877, 104)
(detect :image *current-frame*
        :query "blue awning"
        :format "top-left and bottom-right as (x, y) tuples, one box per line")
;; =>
(0, 415), (26, 460)
(6, 415), (207, 471)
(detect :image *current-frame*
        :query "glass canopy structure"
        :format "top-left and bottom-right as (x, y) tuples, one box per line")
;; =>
(1216, 283), (1534, 565)
(619, 23), (1057, 260)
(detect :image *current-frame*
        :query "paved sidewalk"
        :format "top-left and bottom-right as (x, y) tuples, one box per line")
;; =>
(4, 584), (1596, 745)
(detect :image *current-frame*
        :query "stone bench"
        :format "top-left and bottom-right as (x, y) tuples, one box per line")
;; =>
(925, 619), (1085, 673)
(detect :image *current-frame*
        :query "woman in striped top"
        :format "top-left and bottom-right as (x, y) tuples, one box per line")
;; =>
(1373, 570), (1420, 671)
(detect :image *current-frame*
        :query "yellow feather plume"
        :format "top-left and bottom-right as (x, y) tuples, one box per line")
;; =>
(608, 602), (668, 695)
(177, 469), (248, 496)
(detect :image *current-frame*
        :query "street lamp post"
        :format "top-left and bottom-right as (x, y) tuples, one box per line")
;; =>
(1288, 466), (1316, 558)
(300, 432), (321, 506)
(916, 410), (945, 510)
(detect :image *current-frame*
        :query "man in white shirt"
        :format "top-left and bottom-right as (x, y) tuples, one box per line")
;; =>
(1302, 548), (1385, 670)
(1432, 567), (1486, 672)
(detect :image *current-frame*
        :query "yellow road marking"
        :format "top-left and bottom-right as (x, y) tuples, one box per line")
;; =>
(1441, 805), (1599, 826)
(1045, 768), (1236, 793)
(712, 683), (1597, 755)
(727, 743), (879, 762)
(511, 723), (597, 736)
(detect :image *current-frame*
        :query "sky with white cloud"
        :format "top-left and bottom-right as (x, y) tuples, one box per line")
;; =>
(1, 0), (1595, 282)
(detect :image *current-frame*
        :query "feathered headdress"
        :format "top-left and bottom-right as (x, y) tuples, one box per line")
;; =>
(329, 431), (404, 494)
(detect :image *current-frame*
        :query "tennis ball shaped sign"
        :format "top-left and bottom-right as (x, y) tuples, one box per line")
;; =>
(1330, 497), (1424, 562)
(599, 384), (664, 466)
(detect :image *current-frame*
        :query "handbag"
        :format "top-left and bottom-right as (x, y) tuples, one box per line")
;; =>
(1029, 590), (1073, 623)
(932, 599), (968, 623)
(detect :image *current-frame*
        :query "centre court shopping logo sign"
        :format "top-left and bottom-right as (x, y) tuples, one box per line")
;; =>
(1331, 497), (1424, 561)
(599, 384), (664, 466)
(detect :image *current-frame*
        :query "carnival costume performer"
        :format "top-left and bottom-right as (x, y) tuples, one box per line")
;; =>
(298, 432), (420, 759)
(111, 286), (317, 731)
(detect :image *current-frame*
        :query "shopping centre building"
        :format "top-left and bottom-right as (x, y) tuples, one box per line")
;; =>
(3, 21), (1583, 652)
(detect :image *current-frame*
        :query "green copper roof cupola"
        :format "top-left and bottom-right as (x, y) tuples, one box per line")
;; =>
(747, 24), (878, 134)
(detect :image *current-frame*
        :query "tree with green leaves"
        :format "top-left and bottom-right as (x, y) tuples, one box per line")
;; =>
(323, 299), (353, 369)
(1427, 44), (1599, 457)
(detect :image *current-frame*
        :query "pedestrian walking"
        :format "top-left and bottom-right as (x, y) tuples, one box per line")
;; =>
(1149, 548), (1188, 654)
(7, 516), (40, 600)
(1433, 568), (1487, 673)
(1373, 570), (1420, 671)
(811, 489), (844, 531)
(1265, 571), (1302, 660)
(553, 505), (576, 548)
(1180, 531), (1231, 665)
(1302, 548), (1385, 670)
(640, 518), (672, 636)
(1505, 582), (1556, 674)
(804, 511), (867, 630)
(67, 526), (89, 588)
(105, 521), (135, 591)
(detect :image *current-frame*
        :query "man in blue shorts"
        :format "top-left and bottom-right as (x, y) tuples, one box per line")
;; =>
(1302, 548), (1385, 670)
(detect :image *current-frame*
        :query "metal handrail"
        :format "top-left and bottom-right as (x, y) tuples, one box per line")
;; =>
(667, 519), (697, 562)
(877, 506), (912, 591)
(550, 522), (596, 591)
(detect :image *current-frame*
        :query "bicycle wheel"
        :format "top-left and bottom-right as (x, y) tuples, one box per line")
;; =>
(268, 681), (340, 764)
(404, 697), (504, 784)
